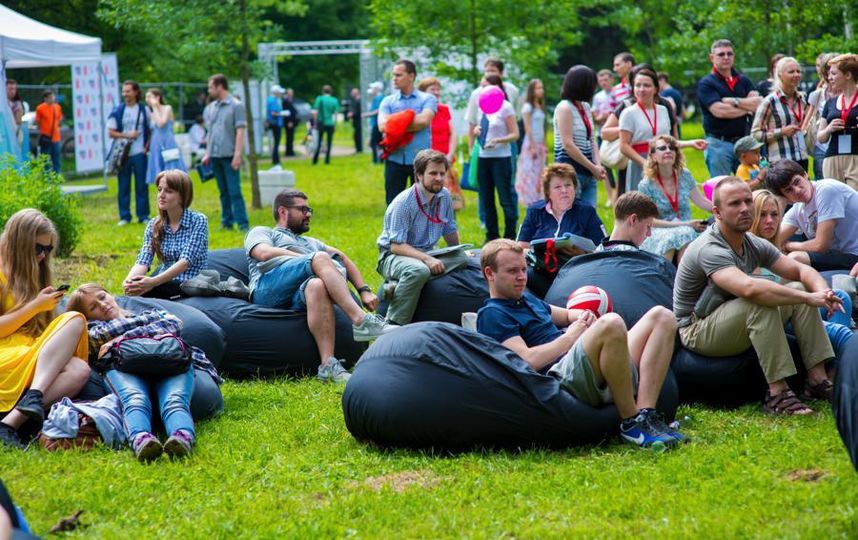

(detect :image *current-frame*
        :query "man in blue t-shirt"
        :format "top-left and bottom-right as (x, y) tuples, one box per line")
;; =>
(475, 239), (688, 448)
(697, 39), (762, 177)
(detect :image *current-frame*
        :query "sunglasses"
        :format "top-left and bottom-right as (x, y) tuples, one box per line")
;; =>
(287, 205), (313, 215)
(654, 145), (674, 152)
(715, 51), (735, 58)
(35, 243), (54, 256)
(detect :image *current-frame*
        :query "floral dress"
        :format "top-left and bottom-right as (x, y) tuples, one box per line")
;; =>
(639, 169), (700, 256)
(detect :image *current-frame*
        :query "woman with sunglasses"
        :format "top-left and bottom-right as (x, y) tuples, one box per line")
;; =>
(123, 170), (208, 299)
(0, 209), (90, 448)
(637, 135), (713, 263)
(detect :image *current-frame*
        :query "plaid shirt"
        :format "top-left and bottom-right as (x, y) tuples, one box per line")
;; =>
(88, 309), (222, 384)
(135, 209), (209, 283)
(377, 184), (457, 253)
(751, 92), (809, 162)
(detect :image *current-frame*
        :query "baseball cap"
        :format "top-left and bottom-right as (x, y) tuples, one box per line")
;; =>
(733, 136), (763, 156)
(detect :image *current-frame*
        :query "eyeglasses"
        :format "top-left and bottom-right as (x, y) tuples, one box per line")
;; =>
(35, 243), (53, 256)
(714, 51), (735, 58)
(654, 145), (674, 152)
(287, 205), (313, 215)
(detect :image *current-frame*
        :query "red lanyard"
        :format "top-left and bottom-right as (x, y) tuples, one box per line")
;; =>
(413, 184), (441, 224)
(637, 101), (658, 137)
(712, 67), (738, 92)
(655, 171), (679, 214)
(778, 93), (803, 124)
(840, 91), (858, 124)
(573, 101), (592, 140)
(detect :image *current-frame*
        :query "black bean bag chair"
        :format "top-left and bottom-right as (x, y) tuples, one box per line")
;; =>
(376, 256), (489, 325)
(342, 322), (679, 450)
(178, 248), (365, 378)
(834, 333), (858, 471)
(544, 250), (675, 327)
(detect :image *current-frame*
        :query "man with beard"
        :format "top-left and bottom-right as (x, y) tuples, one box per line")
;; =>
(376, 150), (460, 326)
(674, 177), (839, 415)
(245, 189), (396, 382)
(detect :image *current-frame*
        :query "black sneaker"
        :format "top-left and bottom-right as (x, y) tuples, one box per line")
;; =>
(0, 423), (25, 449)
(15, 389), (45, 425)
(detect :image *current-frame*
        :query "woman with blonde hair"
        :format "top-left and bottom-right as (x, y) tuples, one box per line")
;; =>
(0, 209), (89, 448)
(818, 53), (858, 187)
(124, 170), (208, 299)
(751, 56), (809, 169)
(637, 135), (712, 263)
(145, 87), (187, 185)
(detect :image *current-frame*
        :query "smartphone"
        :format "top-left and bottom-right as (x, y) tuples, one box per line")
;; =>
(56, 284), (70, 292)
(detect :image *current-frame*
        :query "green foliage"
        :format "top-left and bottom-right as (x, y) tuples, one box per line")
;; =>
(0, 156), (82, 257)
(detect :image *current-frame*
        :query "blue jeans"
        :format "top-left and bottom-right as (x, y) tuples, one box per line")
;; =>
(478, 156), (518, 240)
(117, 152), (149, 222)
(704, 136), (740, 177)
(576, 173), (598, 208)
(813, 146), (827, 180)
(211, 157), (249, 230)
(39, 139), (61, 175)
(252, 254), (316, 310)
(106, 368), (195, 441)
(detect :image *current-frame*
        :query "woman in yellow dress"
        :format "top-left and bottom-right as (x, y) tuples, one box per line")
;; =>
(0, 209), (89, 448)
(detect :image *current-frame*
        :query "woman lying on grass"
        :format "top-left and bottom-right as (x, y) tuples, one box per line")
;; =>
(67, 284), (219, 462)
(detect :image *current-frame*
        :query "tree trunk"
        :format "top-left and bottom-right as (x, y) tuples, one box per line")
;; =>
(239, 0), (261, 209)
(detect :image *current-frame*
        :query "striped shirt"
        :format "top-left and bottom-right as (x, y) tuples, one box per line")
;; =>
(751, 92), (809, 162)
(377, 184), (457, 253)
(553, 100), (594, 178)
(88, 309), (222, 384)
(135, 209), (209, 283)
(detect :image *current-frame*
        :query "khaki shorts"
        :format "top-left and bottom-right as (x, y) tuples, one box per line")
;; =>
(548, 339), (639, 407)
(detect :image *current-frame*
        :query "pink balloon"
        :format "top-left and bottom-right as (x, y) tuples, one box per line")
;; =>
(479, 86), (505, 115)
(703, 176), (727, 202)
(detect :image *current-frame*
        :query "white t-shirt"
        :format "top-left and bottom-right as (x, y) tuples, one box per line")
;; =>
(107, 103), (146, 156)
(782, 179), (858, 255)
(465, 82), (520, 125)
(618, 103), (671, 146)
(592, 89), (613, 120)
(479, 101), (515, 158)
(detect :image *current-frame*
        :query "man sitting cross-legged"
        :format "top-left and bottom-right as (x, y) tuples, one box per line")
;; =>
(674, 177), (839, 414)
(597, 191), (659, 252)
(245, 189), (396, 383)
(476, 239), (687, 448)
(377, 149), (460, 326)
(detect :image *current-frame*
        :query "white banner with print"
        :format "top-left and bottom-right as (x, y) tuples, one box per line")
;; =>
(71, 53), (119, 173)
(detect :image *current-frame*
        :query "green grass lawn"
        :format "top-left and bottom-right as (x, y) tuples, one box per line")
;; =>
(2, 124), (856, 538)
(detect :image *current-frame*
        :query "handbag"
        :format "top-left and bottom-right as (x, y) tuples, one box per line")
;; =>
(804, 92), (821, 150)
(106, 106), (142, 174)
(109, 333), (192, 377)
(599, 138), (628, 169)
(161, 147), (181, 162)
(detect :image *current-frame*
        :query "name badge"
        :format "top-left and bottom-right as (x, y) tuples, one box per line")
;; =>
(839, 134), (852, 153)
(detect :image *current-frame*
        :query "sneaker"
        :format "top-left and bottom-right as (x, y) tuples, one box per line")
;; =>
(164, 429), (194, 459)
(317, 357), (351, 383)
(0, 423), (25, 449)
(133, 432), (163, 463)
(644, 409), (690, 444)
(15, 389), (45, 425)
(353, 313), (398, 342)
(117, 219), (130, 227)
(620, 410), (678, 449)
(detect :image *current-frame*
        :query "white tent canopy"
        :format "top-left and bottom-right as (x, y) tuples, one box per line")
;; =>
(0, 5), (102, 68)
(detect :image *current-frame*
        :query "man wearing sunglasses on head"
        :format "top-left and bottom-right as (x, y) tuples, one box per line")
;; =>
(697, 39), (762, 178)
(245, 189), (397, 383)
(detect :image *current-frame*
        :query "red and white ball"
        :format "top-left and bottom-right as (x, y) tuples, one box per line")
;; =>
(566, 286), (613, 318)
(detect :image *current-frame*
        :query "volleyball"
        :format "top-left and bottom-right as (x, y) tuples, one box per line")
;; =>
(566, 286), (613, 317)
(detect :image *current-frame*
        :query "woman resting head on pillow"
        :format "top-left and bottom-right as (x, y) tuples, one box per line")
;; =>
(123, 170), (209, 300)
(67, 283), (220, 462)
(0, 209), (89, 449)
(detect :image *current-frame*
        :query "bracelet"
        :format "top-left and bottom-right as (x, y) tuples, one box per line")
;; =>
(357, 285), (372, 294)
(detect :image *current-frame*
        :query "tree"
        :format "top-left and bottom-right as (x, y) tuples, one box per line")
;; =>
(97, 0), (307, 209)
(368, 0), (589, 97)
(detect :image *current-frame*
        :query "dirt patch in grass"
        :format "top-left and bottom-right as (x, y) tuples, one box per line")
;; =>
(353, 470), (444, 493)
(784, 469), (828, 482)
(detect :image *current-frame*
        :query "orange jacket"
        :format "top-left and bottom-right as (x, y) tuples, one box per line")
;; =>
(379, 110), (415, 160)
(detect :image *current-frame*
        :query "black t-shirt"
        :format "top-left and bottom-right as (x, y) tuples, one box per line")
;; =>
(822, 96), (858, 157)
(697, 70), (755, 139)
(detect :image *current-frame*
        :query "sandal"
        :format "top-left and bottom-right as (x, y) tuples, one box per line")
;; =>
(762, 390), (814, 416)
(802, 379), (834, 402)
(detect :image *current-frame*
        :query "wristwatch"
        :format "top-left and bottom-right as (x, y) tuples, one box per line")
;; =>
(357, 285), (372, 294)
(732, 98), (740, 107)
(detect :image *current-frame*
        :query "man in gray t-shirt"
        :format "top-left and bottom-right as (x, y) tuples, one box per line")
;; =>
(674, 177), (839, 415)
(244, 188), (396, 382)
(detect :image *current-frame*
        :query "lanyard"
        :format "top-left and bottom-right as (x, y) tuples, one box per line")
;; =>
(637, 101), (658, 137)
(778, 92), (803, 124)
(839, 91), (858, 124)
(712, 67), (738, 92)
(413, 184), (441, 224)
(655, 170), (679, 214)
(572, 101), (591, 140)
